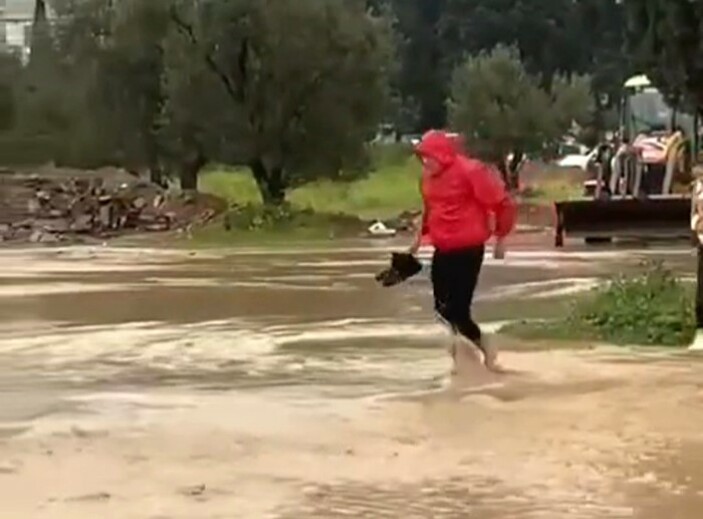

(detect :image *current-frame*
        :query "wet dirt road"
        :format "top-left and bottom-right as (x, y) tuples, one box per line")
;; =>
(0, 240), (702, 518)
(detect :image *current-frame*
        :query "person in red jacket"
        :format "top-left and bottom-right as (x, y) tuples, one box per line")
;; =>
(409, 130), (517, 372)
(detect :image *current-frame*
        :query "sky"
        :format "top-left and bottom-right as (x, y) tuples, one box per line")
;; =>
(6, 0), (34, 18)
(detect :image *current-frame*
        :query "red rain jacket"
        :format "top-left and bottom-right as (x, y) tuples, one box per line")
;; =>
(415, 130), (516, 251)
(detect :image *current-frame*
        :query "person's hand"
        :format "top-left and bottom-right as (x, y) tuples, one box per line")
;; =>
(408, 227), (422, 255)
(493, 238), (506, 260)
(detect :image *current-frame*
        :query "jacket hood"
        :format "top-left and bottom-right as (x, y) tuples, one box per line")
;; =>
(414, 130), (460, 168)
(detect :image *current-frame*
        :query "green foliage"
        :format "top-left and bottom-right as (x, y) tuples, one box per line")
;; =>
(505, 262), (696, 347)
(185, 202), (366, 245)
(448, 45), (594, 164)
(391, 0), (448, 129)
(200, 146), (422, 220)
(0, 134), (59, 166)
(551, 75), (594, 134)
(8, 0), (170, 172)
(13, 1), (72, 157)
(378, 0), (626, 133)
(162, 0), (393, 204)
(10, 0), (392, 198)
(0, 53), (21, 132)
(6, 0), (629, 196)
(624, 0), (703, 112)
(571, 0), (629, 122)
(440, 0), (585, 78)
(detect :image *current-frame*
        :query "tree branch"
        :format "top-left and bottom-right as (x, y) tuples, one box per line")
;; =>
(168, 5), (244, 104)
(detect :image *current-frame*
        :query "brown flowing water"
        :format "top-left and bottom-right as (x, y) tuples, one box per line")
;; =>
(0, 240), (702, 518)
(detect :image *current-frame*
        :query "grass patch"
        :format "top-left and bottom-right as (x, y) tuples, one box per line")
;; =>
(200, 151), (422, 221)
(200, 155), (580, 219)
(195, 147), (422, 244)
(502, 262), (696, 347)
(196, 146), (581, 245)
(188, 225), (337, 247)
(521, 176), (583, 203)
(188, 204), (366, 246)
(520, 163), (585, 203)
(198, 165), (262, 206)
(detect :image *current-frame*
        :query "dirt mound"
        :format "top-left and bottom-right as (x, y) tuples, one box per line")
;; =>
(0, 166), (225, 244)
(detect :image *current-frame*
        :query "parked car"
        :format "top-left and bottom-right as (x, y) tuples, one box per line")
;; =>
(555, 147), (598, 172)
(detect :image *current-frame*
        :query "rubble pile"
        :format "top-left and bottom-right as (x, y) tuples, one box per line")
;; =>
(0, 167), (222, 244)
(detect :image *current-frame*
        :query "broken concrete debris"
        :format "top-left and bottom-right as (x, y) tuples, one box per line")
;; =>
(0, 168), (221, 244)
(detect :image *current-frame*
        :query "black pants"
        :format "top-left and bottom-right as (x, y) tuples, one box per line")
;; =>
(431, 245), (485, 348)
(697, 246), (703, 329)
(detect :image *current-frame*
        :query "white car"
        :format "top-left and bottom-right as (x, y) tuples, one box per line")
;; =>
(555, 148), (598, 171)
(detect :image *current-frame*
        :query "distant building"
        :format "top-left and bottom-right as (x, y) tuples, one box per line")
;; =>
(0, 0), (7, 52)
(1, 0), (36, 62)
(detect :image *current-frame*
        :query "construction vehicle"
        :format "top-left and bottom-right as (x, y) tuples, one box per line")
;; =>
(554, 74), (699, 247)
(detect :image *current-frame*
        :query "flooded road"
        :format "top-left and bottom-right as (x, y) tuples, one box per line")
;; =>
(0, 241), (702, 518)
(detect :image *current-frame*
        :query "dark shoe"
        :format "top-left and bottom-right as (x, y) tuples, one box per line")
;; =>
(375, 252), (422, 287)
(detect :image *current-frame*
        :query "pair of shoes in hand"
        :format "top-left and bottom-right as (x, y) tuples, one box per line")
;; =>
(375, 252), (422, 287)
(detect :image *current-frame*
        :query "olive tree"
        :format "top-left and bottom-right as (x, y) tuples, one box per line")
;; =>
(448, 45), (593, 189)
(45, 0), (171, 179)
(162, 0), (393, 204)
(625, 0), (703, 112)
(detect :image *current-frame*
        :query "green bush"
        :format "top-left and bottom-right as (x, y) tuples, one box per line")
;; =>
(504, 262), (696, 347)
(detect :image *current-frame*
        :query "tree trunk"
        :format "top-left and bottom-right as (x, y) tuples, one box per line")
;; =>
(250, 159), (286, 206)
(147, 137), (167, 189)
(483, 147), (513, 190)
(495, 159), (509, 187)
(179, 151), (206, 192)
(150, 165), (166, 189)
(507, 149), (524, 192)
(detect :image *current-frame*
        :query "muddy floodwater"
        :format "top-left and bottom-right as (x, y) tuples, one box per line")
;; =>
(1, 240), (703, 518)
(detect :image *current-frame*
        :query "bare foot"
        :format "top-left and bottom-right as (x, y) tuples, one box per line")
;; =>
(485, 361), (507, 374)
(452, 339), (485, 378)
(458, 339), (483, 364)
(481, 337), (503, 373)
(484, 350), (509, 374)
(448, 337), (460, 374)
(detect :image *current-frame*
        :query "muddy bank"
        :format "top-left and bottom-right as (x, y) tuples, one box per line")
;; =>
(3, 349), (703, 518)
(0, 243), (700, 518)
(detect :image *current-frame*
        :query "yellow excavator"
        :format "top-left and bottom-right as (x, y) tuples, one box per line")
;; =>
(554, 74), (699, 247)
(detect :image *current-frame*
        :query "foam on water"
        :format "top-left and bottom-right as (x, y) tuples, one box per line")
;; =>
(420, 247), (690, 272)
(0, 316), (516, 390)
(0, 282), (139, 297)
(0, 319), (277, 371)
(479, 277), (601, 301)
